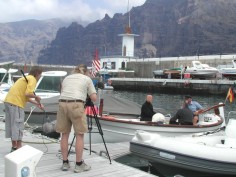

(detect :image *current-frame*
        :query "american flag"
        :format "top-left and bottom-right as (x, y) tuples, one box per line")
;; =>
(91, 48), (100, 77)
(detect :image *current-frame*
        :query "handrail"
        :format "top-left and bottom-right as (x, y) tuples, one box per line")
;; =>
(199, 103), (225, 115)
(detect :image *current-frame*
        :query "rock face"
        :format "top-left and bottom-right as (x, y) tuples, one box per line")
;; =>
(2, 0), (236, 65)
(38, 0), (236, 66)
(0, 19), (87, 64)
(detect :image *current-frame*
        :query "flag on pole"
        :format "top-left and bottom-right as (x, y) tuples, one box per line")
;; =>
(227, 87), (234, 103)
(91, 48), (100, 77)
(24, 62), (27, 73)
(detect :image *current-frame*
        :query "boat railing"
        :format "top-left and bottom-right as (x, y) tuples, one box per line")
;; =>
(35, 89), (59, 93)
(0, 82), (11, 87)
(226, 111), (236, 125)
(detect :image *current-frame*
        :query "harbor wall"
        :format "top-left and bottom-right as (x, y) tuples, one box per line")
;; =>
(110, 78), (236, 95)
(127, 56), (236, 78)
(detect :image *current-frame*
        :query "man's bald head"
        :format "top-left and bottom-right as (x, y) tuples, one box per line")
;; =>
(146, 95), (153, 103)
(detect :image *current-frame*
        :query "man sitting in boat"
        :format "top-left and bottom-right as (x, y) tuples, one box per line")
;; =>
(169, 102), (193, 125)
(140, 95), (155, 121)
(185, 95), (203, 125)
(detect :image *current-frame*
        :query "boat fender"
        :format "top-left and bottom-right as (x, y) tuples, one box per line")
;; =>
(42, 120), (56, 133)
(152, 113), (165, 124)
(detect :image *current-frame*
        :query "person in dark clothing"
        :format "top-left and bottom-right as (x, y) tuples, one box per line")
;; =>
(140, 95), (155, 121)
(169, 103), (193, 125)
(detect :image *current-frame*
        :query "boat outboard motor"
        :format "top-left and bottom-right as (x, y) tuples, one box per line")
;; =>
(224, 119), (236, 148)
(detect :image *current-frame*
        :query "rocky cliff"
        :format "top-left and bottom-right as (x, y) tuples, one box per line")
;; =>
(0, 18), (87, 64)
(38, 0), (236, 66)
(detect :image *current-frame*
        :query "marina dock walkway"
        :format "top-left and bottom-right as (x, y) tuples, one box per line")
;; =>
(0, 121), (156, 177)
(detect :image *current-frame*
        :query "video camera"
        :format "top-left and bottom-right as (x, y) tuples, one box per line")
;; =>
(97, 81), (104, 89)
(85, 97), (93, 107)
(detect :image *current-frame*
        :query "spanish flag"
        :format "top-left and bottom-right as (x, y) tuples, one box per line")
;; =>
(227, 87), (234, 103)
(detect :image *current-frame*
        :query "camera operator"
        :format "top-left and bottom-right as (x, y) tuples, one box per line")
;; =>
(55, 64), (97, 173)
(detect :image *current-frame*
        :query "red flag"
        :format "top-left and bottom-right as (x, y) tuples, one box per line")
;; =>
(24, 62), (27, 72)
(227, 87), (234, 103)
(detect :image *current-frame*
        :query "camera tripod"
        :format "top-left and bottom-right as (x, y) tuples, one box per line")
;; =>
(68, 99), (111, 164)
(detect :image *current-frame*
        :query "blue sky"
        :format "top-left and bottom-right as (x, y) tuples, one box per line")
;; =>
(0, 0), (146, 23)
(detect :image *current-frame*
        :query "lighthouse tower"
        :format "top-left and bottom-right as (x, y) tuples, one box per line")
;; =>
(118, 27), (139, 57)
(118, 0), (139, 57)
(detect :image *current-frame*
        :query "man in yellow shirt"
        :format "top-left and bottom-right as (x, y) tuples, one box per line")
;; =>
(4, 66), (44, 152)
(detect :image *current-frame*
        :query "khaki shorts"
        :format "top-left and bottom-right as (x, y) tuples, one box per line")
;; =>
(4, 103), (24, 141)
(56, 102), (88, 134)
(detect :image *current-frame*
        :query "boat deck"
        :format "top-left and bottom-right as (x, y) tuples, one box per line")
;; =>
(0, 120), (155, 177)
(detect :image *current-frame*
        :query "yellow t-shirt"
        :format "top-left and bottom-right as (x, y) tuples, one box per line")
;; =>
(4, 75), (37, 108)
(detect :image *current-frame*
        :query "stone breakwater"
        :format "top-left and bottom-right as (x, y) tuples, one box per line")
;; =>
(110, 78), (235, 95)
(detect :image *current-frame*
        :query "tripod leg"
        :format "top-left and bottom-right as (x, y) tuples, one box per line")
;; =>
(91, 105), (112, 164)
(87, 115), (92, 155)
(67, 134), (76, 157)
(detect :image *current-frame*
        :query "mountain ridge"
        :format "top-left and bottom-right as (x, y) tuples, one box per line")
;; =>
(38, 0), (236, 65)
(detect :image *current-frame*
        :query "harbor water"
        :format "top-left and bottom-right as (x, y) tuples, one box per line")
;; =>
(110, 90), (236, 117)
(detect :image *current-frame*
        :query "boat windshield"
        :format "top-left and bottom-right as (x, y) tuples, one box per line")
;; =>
(36, 76), (63, 92)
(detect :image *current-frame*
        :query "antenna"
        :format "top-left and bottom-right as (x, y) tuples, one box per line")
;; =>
(128, 0), (130, 28)
(125, 0), (132, 34)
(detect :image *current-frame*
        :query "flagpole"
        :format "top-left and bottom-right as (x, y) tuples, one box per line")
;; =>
(224, 96), (228, 105)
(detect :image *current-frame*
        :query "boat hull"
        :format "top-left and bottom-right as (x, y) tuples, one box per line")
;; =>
(185, 69), (218, 78)
(130, 129), (236, 176)
(130, 141), (236, 176)
(220, 69), (236, 79)
(24, 111), (224, 143)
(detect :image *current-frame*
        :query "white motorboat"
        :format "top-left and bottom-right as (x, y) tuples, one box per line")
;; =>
(153, 68), (182, 79)
(185, 61), (218, 79)
(24, 93), (225, 144)
(130, 112), (236, 176)
(0, 70), (67, 102)
(34, 71), (67, 100)
(103, 83), (114, 90)
(218, 59), (236, 79)
(84, 110), (224, 143)
(153, 70), (165, 78)
(0, 68), (18, 91)
(0, 71), (67, 118)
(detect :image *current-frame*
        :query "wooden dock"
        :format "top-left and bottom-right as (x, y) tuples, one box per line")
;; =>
(0, 121), (156, 177)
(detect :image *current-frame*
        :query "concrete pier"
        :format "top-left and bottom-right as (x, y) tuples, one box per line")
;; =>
(110, 78), (236, 95)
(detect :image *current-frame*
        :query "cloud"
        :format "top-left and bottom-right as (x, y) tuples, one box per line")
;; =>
(0, 0), (146, 23)
(104, 0), (146, 9)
